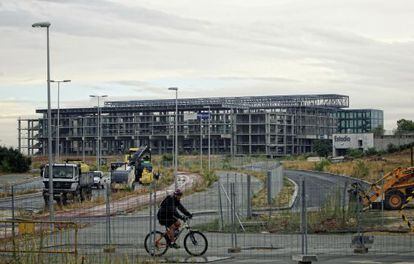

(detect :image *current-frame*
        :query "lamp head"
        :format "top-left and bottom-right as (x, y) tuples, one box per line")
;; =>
(32, 22), (51, 28)
(168, 87), (178, 91)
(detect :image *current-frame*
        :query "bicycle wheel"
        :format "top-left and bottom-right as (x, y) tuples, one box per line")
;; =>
(144, 231), (169, 256)
(183, 231), (208, 256)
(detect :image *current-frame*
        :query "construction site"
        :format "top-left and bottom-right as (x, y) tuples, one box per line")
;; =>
(17, 94), (349, 157)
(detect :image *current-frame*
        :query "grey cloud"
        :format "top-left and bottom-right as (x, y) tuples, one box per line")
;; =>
(215, 76), (300, 83)
(112, 80), (148, 87)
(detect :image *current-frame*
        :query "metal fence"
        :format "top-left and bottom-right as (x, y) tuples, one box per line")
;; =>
(0, 158), (413, 263)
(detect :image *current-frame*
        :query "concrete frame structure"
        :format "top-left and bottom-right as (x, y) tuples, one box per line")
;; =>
(18, 94), (349, 157)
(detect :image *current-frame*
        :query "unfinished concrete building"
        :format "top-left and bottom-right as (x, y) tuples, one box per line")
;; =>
(17, 94), (349, 157)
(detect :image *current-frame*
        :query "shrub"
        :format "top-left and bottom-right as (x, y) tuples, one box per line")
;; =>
(346, 149), (364, 159)
(364, 147), (378, 156)
(161, 153), (173, 162)
(314, 159), (331, 171)
(386, 143), (398, 153)
(352, 160), (369, 178)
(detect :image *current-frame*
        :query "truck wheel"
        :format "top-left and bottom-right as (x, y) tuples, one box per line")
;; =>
(62, 195), (68, 206)
(80, 189), (86, 202)
(385, 191), (405, 210)
(86, 190), (92, 200)
(43, 196), (49, 207)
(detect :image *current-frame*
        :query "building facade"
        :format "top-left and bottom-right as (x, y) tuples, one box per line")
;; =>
(332, 133), (375, 156)
(332, 133), (414, 157)
(18, 94), (349, 157)
(336, 109), (383, 133)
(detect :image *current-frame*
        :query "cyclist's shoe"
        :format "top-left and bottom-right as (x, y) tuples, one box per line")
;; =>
(169, 242), (180, 249)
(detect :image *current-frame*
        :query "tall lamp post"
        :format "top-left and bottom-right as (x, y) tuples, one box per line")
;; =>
(90, 95), (108, 171)
(50, 79), (71, 162)
(32, 21), (54, 221)
(168, 87), (178, 190)
(203, 106), (211, 172)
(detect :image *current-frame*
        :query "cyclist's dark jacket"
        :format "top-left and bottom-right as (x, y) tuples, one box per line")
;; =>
(157, 195), (191, 222)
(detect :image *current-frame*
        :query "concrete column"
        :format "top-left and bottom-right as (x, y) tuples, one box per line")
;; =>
(248, 112), (252, 155)
(18, 118), (21, 153)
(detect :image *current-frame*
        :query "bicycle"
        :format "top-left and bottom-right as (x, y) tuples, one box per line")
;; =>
(144, 218), (208, 256)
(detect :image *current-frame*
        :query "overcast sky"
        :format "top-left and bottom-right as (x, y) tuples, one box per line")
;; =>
(1, 0), (413, 148)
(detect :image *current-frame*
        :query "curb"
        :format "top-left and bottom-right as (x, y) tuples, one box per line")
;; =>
(287, 177), (299, 208)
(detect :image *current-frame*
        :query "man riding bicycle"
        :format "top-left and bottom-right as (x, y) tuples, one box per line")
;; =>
(157, 189), (192, 248)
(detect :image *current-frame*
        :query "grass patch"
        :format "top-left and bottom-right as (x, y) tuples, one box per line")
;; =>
(0, 189), (40, 199)
(252, 177), (294, 208)
(283, 148), (413, 182)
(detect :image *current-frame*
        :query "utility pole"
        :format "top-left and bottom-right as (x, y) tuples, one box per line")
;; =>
(90, 95), (108, 171)
(168, 87), (179, 190)
(50, 79), (71, 162)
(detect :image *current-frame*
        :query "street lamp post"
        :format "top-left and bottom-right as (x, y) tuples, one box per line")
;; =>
(203, 106), (211, 172)
(90, 95), (108, 171)
(168, 87), (178, 190)
(32, 21), (54, 221)
(50, 79), (71, 162)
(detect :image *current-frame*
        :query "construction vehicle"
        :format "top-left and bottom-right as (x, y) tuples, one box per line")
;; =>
(350, 167), (414, 210)
(110, 146), (156, 191)
(124, 147), (140, 163)
(41, 159), (93, 205)
(110, 162), (136, 191)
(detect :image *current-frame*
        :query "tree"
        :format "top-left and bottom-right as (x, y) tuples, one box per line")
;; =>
(312, 139), (332, 157)
(371, 126), (384, 137)
(396, 119), (414, 134)
(0, 147), (31, 173)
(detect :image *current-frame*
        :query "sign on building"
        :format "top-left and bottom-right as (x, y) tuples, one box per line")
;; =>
(332, 133), (374, 157)
(184, 112), (198, 121)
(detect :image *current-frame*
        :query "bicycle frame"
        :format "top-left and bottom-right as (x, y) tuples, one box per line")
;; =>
(174, 219), (191, 241)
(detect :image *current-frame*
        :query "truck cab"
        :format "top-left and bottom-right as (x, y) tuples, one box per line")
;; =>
(42, 163), (93, 205)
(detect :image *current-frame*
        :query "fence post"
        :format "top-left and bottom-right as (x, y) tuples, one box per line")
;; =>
(342, 181), (348, 225)
(247, 174), (252, 219)
(230, 183), (234, 248)
(300, 178), (307, 255)
(267, 170), (272, 206)
(233, 183), (238, 249)
(380, 171), (384, 228)
(266, 170), (272, 221)
(11, 185), (16, 257)
(148, 183), (154, 255)
(217, 180), (224, 230)
(103, 183), (115, 253)
(292, 177), (317, 263)
(228, 183), (241, 253)
(153, 182), (157, 254)
(227, 173), (230, 222)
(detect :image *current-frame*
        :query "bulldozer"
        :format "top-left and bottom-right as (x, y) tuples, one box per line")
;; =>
(350, 167), (414, 210)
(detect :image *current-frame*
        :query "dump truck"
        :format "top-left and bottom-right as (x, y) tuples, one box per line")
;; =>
(350, 167), (414, 210)
(42, 160), (93, 205)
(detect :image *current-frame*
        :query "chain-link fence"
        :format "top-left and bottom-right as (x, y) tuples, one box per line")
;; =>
(0, 158), (413, 263)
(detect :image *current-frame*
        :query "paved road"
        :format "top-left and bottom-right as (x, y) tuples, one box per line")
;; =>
(285, 170), (364, 209)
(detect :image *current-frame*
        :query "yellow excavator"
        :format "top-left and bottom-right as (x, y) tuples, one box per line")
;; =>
(351, 167), (414, 210)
